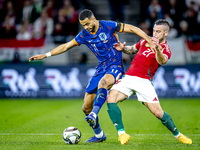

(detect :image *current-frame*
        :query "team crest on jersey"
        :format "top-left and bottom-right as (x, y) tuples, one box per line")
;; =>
(99, 32), (108, 43)
(145, 43), (150, 47)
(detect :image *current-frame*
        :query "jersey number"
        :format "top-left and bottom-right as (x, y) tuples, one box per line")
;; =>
(142, 48), (154, 57)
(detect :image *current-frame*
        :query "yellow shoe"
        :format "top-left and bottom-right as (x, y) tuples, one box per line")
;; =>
(177, 133), (192, 144)
(118, 133), (131, 145)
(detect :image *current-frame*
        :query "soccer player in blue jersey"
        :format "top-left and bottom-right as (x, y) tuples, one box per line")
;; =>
(29, 9), (155, 143)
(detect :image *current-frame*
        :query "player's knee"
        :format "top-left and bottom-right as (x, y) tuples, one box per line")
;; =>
(98, 78), (109, 88)
(107, 93), (117, 103)
(153, 110), (163, 119)
(106, 95), (112, 103)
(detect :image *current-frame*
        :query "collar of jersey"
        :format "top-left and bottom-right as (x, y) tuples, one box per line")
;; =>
(90, 20), (99, 35)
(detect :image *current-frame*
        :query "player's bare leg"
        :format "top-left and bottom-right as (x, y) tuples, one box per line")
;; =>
(145, 102), (192, 144)
(85, 74), (115, 128)
(82, 92), (106, 143)
(82, 92), (95, 115)
(107, 89), (131, 145)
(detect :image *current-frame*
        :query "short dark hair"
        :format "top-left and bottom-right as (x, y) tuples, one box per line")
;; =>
(155, 19), (170, 31)
(79, 9), (94, 20)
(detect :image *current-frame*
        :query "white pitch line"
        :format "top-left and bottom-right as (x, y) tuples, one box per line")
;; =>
(0, 133), (199, 136)
(0, 133), (60, 135)
(134, 134), (200, 136)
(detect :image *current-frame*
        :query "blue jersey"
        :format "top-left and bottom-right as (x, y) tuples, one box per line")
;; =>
(73, 20), (124, 76)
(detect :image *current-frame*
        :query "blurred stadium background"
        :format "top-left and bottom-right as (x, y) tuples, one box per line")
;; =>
(0, 0), (200, 98)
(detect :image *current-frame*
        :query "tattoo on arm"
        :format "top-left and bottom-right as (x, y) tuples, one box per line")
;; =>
(122, 45), (138, 55)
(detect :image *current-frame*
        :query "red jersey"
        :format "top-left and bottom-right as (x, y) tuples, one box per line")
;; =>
(126, 39), (171, 81)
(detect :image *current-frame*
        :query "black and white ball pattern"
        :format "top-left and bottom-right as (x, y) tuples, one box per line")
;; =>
(63, 127), (81, 144)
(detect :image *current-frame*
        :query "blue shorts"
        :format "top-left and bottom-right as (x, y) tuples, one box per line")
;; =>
(86, 66), (124, 94)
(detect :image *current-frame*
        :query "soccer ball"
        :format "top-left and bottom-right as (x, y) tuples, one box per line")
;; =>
(62, 127), (81, 144)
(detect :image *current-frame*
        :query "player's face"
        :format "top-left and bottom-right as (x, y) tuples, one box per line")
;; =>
(79, 17), (96, 33)
(153, 25), (168, 43)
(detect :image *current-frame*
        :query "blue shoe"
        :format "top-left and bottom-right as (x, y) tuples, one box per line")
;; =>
(84, 133), (106, 143)
(85, 113), (96, 128)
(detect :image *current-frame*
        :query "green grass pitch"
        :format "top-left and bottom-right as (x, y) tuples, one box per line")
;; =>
(0, 98), (200, 150)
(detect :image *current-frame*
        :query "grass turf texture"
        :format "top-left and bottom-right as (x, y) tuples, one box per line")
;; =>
(0, 99), (199, 150)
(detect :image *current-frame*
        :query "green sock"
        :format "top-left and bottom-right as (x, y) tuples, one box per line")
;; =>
(160, 112), (179, 136)
(107, 103), (124, 132)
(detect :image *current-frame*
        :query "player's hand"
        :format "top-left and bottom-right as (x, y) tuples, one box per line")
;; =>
(113, 41), (126, 51)
(29, 54), (46, 62)
(148, 38), (156, 52)
(151, 37), (160, 51)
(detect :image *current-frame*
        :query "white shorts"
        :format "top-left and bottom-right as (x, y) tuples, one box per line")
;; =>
(111, 75), (159, 103)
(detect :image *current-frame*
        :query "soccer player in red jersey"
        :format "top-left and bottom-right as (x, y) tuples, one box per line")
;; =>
(106, 19), (192, 145)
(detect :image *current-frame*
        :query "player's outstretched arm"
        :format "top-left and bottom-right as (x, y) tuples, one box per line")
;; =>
(29, 40), (76, 62)
(113, 41), (138, 55)
(123, 24), (155, 51)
